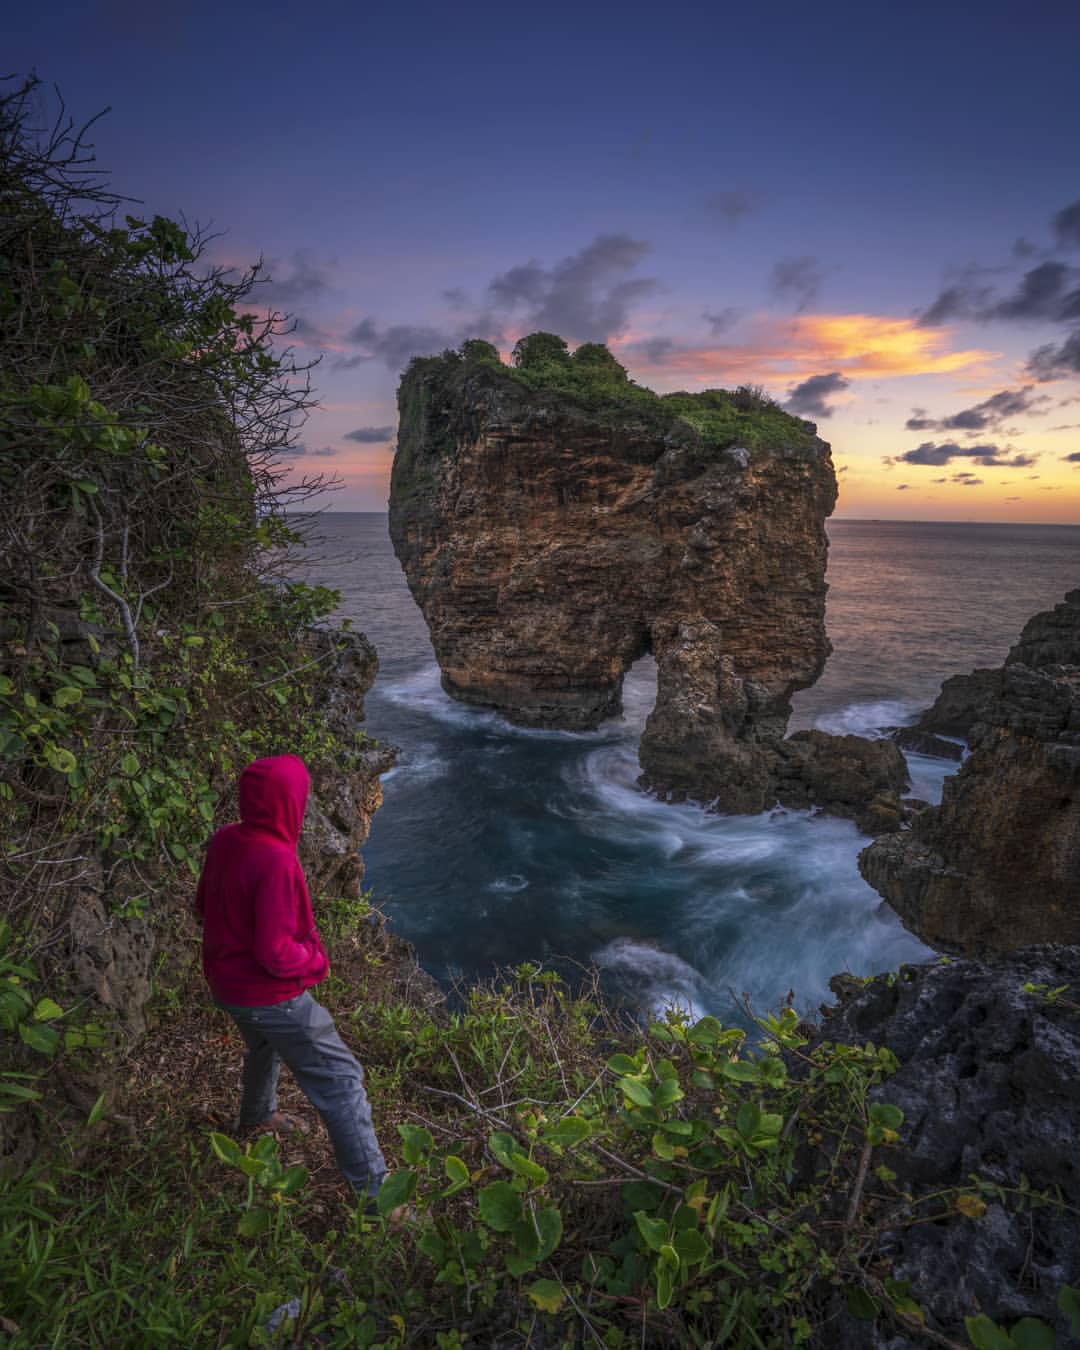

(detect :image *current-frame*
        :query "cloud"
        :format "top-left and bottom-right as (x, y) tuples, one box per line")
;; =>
(1028, 329), (1080, 380)
(1063, 451), (1080, 463)
(896, 484), (911, 490)
(703, 307), (741, 335)
(784, 371), (850, 419)
(1013, 237), (1039, 259)
(771, 256), (826, 312)
(338, 319), (458, 371)
(887, 441), (1040, 468)
(1006, 496), (1022, 500)
(486, 233), (656, 343)
(260, 251), (335, 307)
(903, 385), (1050, 433)
(988, 261), (1070, 320)
(1054, 200), (1080, 250)
(702, 190), (758, 225)
(918, 284), (992, 327)
(621, 312), (995, 384)
(290, 443), (339, 458)
(344, 425), (395, 443)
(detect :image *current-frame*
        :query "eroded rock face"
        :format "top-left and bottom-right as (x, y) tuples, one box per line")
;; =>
(390, 355), (855, 814)
(810, 948), (1079, 1346)
(861, 591), (1080, 955)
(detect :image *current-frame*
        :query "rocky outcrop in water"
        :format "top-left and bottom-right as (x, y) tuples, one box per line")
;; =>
(811, 946), (1080, 1346)
(860, 590), (1080, 954)
(389, 341), (903, 817)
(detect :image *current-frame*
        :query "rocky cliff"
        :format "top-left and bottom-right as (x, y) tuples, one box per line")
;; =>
(811, 947), (1079, 1345)
(389, 339), (903, 817)
(861, 590), (1080, 954)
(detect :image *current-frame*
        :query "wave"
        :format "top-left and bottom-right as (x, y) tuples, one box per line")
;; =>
(811, 698), (921, 738)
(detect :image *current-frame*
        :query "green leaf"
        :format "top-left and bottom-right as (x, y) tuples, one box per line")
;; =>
(634, 1211), (669, 1253)
(443, 1154), (469, 1189)
(53, 686), (83, 708)
(722, 1059), (761, 1083)
(376, 1169), (417, 1215)
(845, 1286), (880, 1321)
(542, 1115), (591, 1148)
(673, 1227), (710, 1265)
(69, 666), (97, 686)
(606, 1053), (640, 1075)
(237, 1206), (271, 1238)
(735, 1102), (761, 1138)
(1057, 1286), (1080, 1338)
(44, 745), (77, 774)
(209, 1132), (242, 1165)
(533, 1205), (562, 1260)
(488, 1130), (519, 1168)
(478, 1180), (521, 1232)
(654, 1078), (684, 1108)
(1008, 1318), (1054, 1350)
(418, 1231), (447, 1264)
(656, 1259), (675, 1310)
(651, 1130), (675, 1160)
(687, 1015), (723, 1045)
(618, 1076), (654, 1108)
(508, 1152), (548, 1185)
(32, 998), (64, 1022)
(963, 1315), (1015, 1350)
(120, 752), (140, 775)
(86, 1092), (108, 1127)
(19, 1022), (60, 1056)
(869, 1102), (904, 1131)
(505, 1251), (538, 1277)
(526, 1279), (565, 1313)
(623, 1180), (663, 1211)
(273, 1164), (308, 1197)
(397, 1122), (433, 1164)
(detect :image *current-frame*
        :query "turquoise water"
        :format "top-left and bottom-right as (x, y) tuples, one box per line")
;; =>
(302, 517), (1080, 1021)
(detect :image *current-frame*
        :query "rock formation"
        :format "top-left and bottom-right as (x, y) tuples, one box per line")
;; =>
(860, 590), (1080, 954)
(809, 947), (1079, 1345)
(389, 340), (903, 817)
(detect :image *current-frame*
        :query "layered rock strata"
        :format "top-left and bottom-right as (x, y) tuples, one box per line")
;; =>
(861, 590), (1080, 954)
(390, 350), (901, 816)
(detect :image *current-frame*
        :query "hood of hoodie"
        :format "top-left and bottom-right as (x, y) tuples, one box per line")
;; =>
(238, 755), (310, 846)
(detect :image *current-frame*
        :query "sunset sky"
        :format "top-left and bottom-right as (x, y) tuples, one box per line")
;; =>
(10, 0), (1080, 521)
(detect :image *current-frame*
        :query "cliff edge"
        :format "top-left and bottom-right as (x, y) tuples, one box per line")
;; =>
(861, 589), (1080, 954)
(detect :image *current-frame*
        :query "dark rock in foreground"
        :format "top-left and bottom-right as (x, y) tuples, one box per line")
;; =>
(811, 947), (1080, 1346)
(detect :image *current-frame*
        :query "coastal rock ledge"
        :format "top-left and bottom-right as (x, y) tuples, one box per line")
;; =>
(389, 340), (901, 817)
(861, 588), (1080, 955)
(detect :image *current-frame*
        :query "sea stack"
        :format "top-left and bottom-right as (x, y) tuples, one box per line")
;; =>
(389, 336), (902, 818)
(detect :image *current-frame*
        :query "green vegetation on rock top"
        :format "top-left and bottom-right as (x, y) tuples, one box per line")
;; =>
(399, 331), (821, 457)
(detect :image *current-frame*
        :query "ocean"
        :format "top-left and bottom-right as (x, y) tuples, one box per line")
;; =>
(300, 516), (1080, 1023)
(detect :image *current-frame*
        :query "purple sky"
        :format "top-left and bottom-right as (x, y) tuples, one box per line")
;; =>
(9, 0), (1080, 519)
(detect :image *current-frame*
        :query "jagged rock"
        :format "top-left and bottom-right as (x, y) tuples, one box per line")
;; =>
(773, 730), (909, 829)
(917, 589), (1080, 738)
(810, 947), (1080, 1346)
(861, 594), (1080, 954)
(299, 628), (398, 901)
(389, 349), (867, 815)
(891, 726), (964, 760)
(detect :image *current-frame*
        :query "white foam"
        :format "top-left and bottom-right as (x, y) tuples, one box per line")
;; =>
(812, 698), (920, 738)
(488, 874), (529, 894)
(593, 938), (706, 1017)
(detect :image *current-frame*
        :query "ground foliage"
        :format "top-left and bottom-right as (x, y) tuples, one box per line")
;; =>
(3, 907), (1075, 1348)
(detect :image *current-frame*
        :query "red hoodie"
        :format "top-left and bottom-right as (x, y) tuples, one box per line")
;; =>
(196, 755), (328, 1006)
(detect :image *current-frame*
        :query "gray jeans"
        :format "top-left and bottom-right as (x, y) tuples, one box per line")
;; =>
(217, 991), (387, 1199)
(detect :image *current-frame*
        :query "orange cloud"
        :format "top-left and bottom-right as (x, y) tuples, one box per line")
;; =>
(616, 313), (998, 386)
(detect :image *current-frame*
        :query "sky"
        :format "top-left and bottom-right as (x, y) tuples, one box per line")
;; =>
(8, 0), (1080, 520)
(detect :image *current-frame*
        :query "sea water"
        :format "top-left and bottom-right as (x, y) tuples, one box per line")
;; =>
(301, 517), (1080, 1022)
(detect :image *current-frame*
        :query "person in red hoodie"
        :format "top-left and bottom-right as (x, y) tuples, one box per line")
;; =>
(196, 754), (388, 1204)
